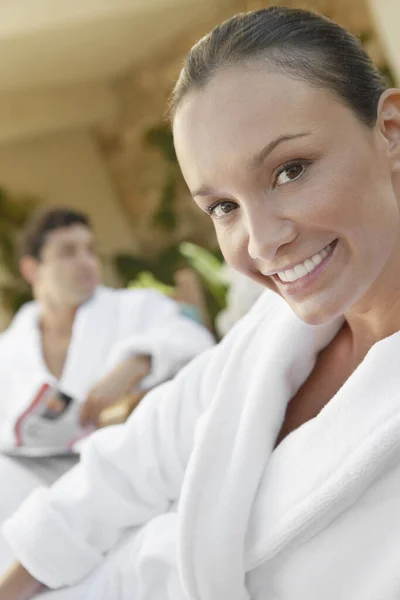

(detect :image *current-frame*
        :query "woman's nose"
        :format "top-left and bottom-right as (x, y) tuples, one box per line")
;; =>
(247, 212), (296, 261)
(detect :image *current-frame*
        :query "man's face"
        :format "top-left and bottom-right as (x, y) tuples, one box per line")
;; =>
(28, 224), (101, 307)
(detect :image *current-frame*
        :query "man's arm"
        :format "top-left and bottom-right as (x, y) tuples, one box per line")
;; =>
(0, 562), (43, 600)
(79, 354), (151, 427)
(107, 289), (215, 391)
(79, 290), (215, 428)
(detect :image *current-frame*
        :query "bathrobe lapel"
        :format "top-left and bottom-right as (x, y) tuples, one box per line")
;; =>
(7, 288), (118, 412)
(179, 297), (342, 600)
(180, 293), (400, 600)
(59, 287), (119, 401)
(246, 329), (400, 571)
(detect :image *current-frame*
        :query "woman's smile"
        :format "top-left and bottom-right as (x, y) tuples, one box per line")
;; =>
(270, 239), (338, 295)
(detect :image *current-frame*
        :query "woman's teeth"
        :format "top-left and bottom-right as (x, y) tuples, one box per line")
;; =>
(277, 243), (334, 283)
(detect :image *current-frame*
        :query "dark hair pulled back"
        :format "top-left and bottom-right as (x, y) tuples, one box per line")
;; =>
(170, 7), (387, 126)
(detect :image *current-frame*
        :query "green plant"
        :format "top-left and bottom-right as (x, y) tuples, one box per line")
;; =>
(114, 242), (228, 332)
(179, 242), (228, 309)
(0, 188), (38, 313)
(128, 271), (175, 296)
(143, 123), (181, 232)
(114, 243), (186, 287)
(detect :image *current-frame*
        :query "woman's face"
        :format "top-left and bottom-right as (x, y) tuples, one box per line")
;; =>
(173, 65), (400, 324)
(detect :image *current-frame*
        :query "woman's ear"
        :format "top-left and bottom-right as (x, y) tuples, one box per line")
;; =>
(376, 89), (400, 171)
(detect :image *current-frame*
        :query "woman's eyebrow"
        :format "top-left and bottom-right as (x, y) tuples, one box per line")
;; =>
(192, 186), (215, 198)
(191, 131), (312, 198)
(248, 132), (312, 170)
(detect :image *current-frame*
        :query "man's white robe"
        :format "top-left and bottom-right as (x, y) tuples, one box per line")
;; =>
(3, 291), (400, 599)
(0, 285), (213, 570)
(0, 286), (214, 441)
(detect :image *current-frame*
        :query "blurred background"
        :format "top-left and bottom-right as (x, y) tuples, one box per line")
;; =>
(0, 0), (397, 331)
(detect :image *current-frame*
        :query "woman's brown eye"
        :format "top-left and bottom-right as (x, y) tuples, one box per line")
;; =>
(287, 164), (304, 179)
(210, 200), (237, 219)
(220, 201), (234, 213)
(276, 162), (305, 187)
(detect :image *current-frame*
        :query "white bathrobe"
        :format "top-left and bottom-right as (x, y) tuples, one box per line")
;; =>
(3, 290), (400, 599)
(0, 285), (213, 570)
(0, 285), (214, 442)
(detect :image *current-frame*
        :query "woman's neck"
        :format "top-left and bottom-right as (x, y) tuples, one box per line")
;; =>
(344, 265), (400, 359)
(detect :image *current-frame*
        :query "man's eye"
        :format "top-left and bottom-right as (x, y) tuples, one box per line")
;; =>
(275, 162), (307, 187)
(208, 200), (238, 219)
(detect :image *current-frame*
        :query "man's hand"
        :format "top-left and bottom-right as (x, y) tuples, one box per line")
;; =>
(79, 355), (151, 428)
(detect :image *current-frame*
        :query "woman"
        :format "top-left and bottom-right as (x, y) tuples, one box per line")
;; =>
(1, 6), (400, 599)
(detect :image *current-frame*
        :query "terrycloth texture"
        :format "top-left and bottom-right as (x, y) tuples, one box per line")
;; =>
(4, 291), (400, 599)
(0, 455), (41, 574)
(0, 285), (213, 554)
(0, 285), (214, 448)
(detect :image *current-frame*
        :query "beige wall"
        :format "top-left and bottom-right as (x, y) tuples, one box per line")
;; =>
(0, 129), (137, 281)
(0, 128), (137, 329)
(94, 2), (245, 258)
(367, 0), (400, 84)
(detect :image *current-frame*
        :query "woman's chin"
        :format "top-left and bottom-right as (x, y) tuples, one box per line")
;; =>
(288, 299), (344, 326)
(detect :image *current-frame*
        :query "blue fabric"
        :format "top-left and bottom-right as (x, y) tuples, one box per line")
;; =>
(179, 303), (203, 325)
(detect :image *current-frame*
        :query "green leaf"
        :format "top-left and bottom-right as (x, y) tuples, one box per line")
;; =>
(128, 271), (175, 296)
(179, 242), (227, 308)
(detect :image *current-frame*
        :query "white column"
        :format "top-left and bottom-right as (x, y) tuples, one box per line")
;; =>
(367, 0), (400, 84)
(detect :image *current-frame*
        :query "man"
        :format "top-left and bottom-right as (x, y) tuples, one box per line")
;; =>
(0, 207), (214, 552)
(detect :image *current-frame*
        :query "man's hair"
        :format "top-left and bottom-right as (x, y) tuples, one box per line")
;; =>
(17, 207), (92, 261)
